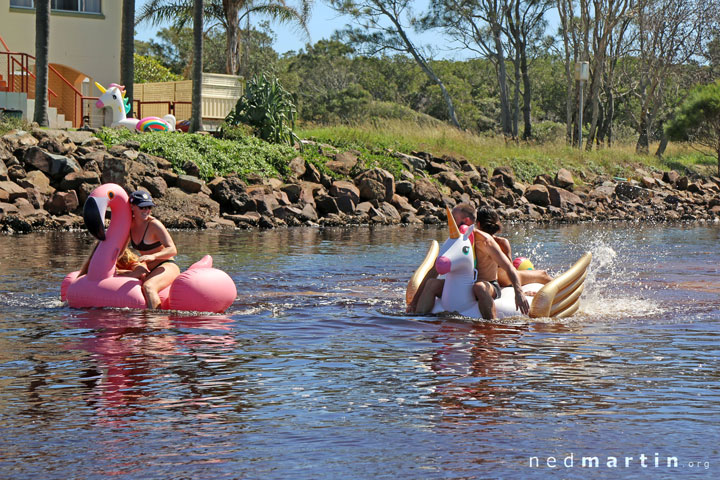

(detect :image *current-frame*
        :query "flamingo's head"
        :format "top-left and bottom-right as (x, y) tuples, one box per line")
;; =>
(83, 184), (129, 241)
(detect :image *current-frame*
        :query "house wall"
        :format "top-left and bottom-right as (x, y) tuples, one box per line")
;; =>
(0, 0), (121, 89)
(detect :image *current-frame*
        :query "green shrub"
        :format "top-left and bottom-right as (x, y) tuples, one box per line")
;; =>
(96, 128), (295, 180)
(225, 74), (299, 146)
(0, 114), (31, 135)
(134, 54), (182, 84)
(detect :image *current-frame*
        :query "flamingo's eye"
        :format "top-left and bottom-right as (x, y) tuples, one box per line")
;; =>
(108, 191), (115, 199)
(462, 246), (470, 255)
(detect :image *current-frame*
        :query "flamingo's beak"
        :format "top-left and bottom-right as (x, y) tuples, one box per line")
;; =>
(83, 195), (108, 241)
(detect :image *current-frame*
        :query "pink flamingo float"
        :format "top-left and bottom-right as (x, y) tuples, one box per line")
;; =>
(61, 184), (237, 313)
(95, 82), (176, 132)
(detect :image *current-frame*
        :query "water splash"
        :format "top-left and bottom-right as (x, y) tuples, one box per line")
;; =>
(579, 240), (665, 319)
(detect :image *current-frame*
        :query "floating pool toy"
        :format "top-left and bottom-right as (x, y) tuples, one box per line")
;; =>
(513, 256), (534, 270)
(95, 82), (176, 132)
(61, 184), (236, 313)
(406, 207), (591, 319)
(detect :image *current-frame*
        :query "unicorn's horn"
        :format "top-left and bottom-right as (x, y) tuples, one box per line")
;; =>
(94, 82), (106, 94)
(446, 206), (460, 239)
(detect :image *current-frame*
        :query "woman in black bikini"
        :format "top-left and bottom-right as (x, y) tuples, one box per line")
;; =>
(128, 190), (181, 309)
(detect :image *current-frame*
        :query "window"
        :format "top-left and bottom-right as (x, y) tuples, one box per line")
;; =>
(10, 0), (101, 14)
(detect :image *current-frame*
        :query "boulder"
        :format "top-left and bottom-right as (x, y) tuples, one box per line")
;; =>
(45, 190), (79, 215)
(177, 174), (205, 194)
(315, 194), (341, 216)
(0, 180), (28, 202)
(357, 177), (386, 202)
(212, 176), (248, 212)
(662, 170), (680, 185)
(101, 155), (148, 188)
(355, 168), (395, 202)
(153, 188), (220, 228)
(326, 151), (358, 176)
(524, 184), (550, 207)
(408, 177), (443, 205)
(59, 170), (101, 191)
(378, 202), (402, 223)
(140, 175), (168, 198)
(547, 186), (584, 209)
(492, 166), (515, 187)
(435, 171), (464, 193)
(24, 147), (81, 179)
(330, 180), (361, 205)
(288, 156), (306, 178)
(390, 194), (417, 214)
(392, 152), (426, 171)
(533, 174), (554, 187)
(555, 168), (575, 191)
(1, 130), (38, 150)
(615, 182), (650, 200)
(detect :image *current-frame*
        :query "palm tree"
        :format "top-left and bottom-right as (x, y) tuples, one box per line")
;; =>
(190, 0), (203, 132)
(33, 0), (50, 127)
(121, 0), (135, 116)
(137, 0), (311, 75)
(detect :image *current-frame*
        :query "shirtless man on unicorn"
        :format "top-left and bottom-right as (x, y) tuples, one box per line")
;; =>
(409, 203), (529, 319)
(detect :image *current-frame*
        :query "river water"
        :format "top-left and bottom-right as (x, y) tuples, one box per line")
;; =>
(0, 223), (718, 479)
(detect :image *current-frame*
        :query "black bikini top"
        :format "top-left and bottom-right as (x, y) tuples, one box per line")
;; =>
(131, 222), (163, 252)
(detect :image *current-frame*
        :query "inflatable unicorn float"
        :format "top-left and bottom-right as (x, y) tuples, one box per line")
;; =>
(61, 184), (237, 313)
(95, 82), (176, 132)
(406, 207), (591, 319)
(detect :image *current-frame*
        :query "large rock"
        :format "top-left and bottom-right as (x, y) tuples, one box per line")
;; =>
(547, 186), (583, 209)
(0, 180), (28, 202)
(288, 156), (306, 178)
(59, 170), (101, 191)
(1, 130), (38, 150)
(662, 170), (680, 185)
(408, 178), (443, 205)
(524, 184), (550, 207)
(16, 170), (53, 195)
(356, 177), (386, 202)
(177, 174), (205, 194)
(555, 168), (575, 191)
(355, 168), (395, 202)
(315, 194), (341, 216)
(101, 155), (149, 188)
(212, 176), (248, 212)
(393, 151), (426, 171)
(24, 147), (81, 179)
(45, 190), (79, 215)
(326, 151), (358, 176)
(435, 171), (464, 193)
(329, 180), (360, 205)
(153, 188), (220, 228)
(615, 182), (651, 200)
(492, 166), (516, 187)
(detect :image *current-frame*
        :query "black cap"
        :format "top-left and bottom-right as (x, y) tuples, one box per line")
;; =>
(129, 190), (155, 208)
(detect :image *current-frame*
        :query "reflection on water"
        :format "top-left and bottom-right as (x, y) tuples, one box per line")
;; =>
(0, 224), (718, 479)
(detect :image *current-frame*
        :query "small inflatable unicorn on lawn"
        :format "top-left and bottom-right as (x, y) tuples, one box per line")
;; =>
(95, 82), (176, 132)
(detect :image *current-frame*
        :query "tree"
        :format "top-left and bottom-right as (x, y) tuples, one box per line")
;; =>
(331, 0), (461, 128)
(121, 0), (136, 116)
(631, 0), (717, 155)
(134, 54), (182, 83)
(137, 0), (310, 75)
(666, 81), (720, 176)
(425, 0), (507, 132)
(33, 0), (50, 127)
(135, 27), (229, 76)
(191, 0), (204, 132)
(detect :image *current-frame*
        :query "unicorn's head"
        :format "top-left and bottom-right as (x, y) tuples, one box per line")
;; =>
(435, 206), (475, 276)
(95, 82), (130, 120)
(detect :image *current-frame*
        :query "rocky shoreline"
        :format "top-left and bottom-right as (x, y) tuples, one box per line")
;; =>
(1, 128), (719, 234)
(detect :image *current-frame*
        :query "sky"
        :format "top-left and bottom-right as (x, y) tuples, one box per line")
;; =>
(134, 0), (472, 60)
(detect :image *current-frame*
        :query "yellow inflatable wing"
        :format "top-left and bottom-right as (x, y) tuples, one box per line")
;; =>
(406, 240), (439, 307)
(529, 252), (592, 318)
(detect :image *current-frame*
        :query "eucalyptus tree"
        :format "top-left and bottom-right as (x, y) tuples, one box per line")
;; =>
(330, 0), (461, 128)
(121, 0), (136, 115)
(191, 0), (204, 132)
(504, 0), (553, 139)
(138, 0), (310, 76)
(33, 0), (50, 127)
(425, 0), (513, 135)
(630, 0), (718, 155)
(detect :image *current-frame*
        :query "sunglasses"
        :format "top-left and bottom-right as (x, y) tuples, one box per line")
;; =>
(138, 206), (152, 211)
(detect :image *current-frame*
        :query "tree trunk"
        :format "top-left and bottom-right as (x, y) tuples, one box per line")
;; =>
(121, 0), (135, 116)
(636, 110), (650, 154)
(512, 51), (520, 139)
(223, 0), (241, 75)
(655, 134), (668, 158)
(33, 0), (50, 127)
(190, 0), (203, 133)
(491, 22), (512, 136)
(386, 10), (460, 128)
(520, 44), (532, 140)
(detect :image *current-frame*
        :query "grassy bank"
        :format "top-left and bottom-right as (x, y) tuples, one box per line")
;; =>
(298, 120), (716, 183)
